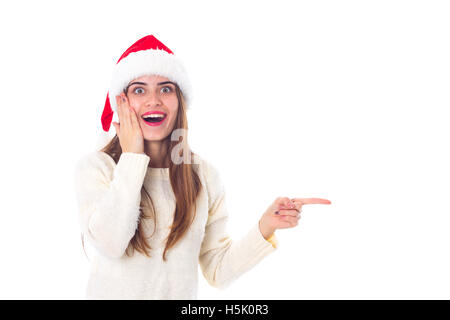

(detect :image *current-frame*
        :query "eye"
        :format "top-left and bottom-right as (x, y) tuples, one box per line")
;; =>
(133, 87), (145, 94)
(161, 86), (173, 93)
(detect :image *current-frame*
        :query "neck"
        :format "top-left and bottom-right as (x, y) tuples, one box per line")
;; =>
(144, 139), (169, 168)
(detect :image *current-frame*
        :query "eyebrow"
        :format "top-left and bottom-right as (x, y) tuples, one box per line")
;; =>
(157, 81), (176, 86)
(125, 81), (177, 93)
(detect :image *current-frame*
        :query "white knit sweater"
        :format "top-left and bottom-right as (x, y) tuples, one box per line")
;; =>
(73, 151), (278, 299)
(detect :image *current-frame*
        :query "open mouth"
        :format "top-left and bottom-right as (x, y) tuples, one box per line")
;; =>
(142, 114), (167, 124)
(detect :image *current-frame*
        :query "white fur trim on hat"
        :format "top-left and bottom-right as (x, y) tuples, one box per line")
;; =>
(109, 49), (193, 111)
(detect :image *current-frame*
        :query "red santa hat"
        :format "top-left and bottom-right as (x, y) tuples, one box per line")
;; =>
(97, 35), (193, 148)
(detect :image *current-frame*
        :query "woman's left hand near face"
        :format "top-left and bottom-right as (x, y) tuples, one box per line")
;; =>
(259, 197), (332, 239)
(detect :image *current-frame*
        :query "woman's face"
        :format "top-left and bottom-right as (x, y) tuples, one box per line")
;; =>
(124, 74), (179, 142)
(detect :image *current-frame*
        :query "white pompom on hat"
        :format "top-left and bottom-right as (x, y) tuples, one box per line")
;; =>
(96, 35), (192, 149)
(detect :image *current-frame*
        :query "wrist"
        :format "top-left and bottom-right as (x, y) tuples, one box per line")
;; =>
(259, 220), (275, 240)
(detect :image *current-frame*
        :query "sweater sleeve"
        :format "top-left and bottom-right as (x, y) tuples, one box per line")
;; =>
(198, 161), (278, 289)
(265, 233), (278, 249)
(74, 151), (150, 259)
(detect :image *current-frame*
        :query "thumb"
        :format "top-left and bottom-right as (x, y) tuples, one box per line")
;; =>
(112, 122), (120, 133)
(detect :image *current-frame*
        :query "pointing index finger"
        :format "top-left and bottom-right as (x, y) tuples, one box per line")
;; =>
(291, 198), (332, 205)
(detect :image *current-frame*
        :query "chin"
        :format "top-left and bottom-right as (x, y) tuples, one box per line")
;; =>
(143, 134), (168, 142)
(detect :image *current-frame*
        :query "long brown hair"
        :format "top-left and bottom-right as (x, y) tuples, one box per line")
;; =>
(97, 83), (202, 261)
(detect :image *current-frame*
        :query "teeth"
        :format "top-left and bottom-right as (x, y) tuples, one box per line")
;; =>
(143, 114), (165, 118)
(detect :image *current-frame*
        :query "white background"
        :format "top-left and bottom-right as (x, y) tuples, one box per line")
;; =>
(0, 0), (449, 299)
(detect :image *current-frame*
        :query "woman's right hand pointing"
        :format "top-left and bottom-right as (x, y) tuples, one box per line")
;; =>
(112, 93), (145, 154)
(259, 197), (332, 239)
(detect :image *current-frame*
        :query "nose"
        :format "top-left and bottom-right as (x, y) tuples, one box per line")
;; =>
(144, 89), (163, 107)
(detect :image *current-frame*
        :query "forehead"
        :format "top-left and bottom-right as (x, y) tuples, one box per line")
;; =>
(130, 74), (171, 84)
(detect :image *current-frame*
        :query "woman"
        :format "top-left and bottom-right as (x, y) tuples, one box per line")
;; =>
(74, 34), (331, 299)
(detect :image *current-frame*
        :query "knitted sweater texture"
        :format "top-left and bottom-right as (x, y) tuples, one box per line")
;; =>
(74, 151), (278, 299)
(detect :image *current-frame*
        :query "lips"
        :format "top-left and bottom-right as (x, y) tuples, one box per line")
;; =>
(141, 110), (166, 117)
(141, 111), (167, 127)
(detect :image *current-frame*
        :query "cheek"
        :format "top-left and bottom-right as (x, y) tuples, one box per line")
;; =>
(168, 108), (179, 122)
(166, 97), (179, 113)
(127, 97), (140, 111)
(166, 110), (178, 129)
